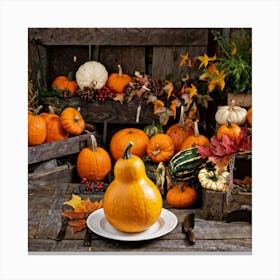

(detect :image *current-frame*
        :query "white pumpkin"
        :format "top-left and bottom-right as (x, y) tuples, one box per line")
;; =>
(215, 99), (247, 125)
(76, 61), (108, 90)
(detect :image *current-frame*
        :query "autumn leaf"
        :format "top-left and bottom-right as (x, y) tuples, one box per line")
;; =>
(185, 84), (198, 99)
(179, 52), (190, 68)
(63, 194), (82, 210)
(71, 224), (87, 234)
(62, 211), (85, 219)
(113, 93), (125, 103)
(197, 54), (216, 69)
(163, 80), (174, 99)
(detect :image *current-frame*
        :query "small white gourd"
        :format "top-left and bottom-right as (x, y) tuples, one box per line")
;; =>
(75, 61), (108, 90)
(215, 99), (247, 125)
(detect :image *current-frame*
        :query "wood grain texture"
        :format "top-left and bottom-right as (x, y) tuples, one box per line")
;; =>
(28, 183), (252, 253)
(28, 28), (208, 46)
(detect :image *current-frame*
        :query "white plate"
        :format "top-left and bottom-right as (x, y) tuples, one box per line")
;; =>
(86, 208), (178, 241)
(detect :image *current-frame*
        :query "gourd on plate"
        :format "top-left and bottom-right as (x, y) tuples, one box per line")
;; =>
(103, 141), (163, 233)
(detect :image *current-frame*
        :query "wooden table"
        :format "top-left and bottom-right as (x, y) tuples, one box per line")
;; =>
(28, 183), (252, 253)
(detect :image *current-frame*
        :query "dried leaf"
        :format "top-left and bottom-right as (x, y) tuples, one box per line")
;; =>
(68, 219), (87, 227)
(71, 224), (87, 234)
(63, 194), (82, 210)
(62, 211), (85, 219)
(113, 93), (125, 103)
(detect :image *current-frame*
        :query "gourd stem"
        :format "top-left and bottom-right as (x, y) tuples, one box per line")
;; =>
(179, 105), (185, 126)
(117, 64), (123, 77)
(229, 99), (235, 111)
(48, 105), (55, 114)
(90, 134), (97, 151)
(151, 145), (161, 156)
(194, 120), (200, 137)
(32, 105), (43, 116)
(179, 182), (185, 192)
(67, 71), (73, 81)
(123, 141), (134, 159)
(227, 119), (232, 128)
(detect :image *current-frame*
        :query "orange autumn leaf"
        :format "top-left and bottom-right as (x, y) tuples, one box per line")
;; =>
(68, 219), (87, 227)
(71, 224), (87, 234)
(62, 210), (85, 219)
(75, 199), (103, 213)
(113, 93), (125, 103)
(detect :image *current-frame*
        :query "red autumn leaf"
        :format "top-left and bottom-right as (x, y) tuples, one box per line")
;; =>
(71, 224), (87, 234)
(62, 211), (85, 219)
(68, 219), (87, 227)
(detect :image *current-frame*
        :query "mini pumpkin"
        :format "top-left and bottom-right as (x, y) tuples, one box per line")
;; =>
(198, 167), (229, 192)
(107, 64), (132, 93)
(60, 107), (85, 135)
(76, 134), (112, 182)
(75, 61), (108, 90)
(180, 120), (210, 150)
(216, 120), (241, 140)
(247, 107), (252, 126)
(103, 141), (163, 233)
(146, 133), (175, 163)
(109, 128), (149, 161)
(28, 105), (47, 146)
(166, 106), (194, 152)
(166, 183), (197, 208)
(40, 106), (68, 143)
(51, 74), (77, 98)
(215, 99), (247, 126)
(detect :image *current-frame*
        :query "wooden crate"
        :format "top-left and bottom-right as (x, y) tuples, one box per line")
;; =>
(202, 189), (252, 220)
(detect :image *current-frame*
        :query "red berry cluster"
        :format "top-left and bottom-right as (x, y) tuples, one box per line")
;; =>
(95, 84), (115, 102)
(81, 178), (105, 192)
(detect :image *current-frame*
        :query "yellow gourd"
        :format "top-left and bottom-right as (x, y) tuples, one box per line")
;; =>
(103, 141), (163, 233)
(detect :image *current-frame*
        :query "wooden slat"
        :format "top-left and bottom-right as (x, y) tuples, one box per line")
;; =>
(28, 133), (95, 164)
(28, 28), (209, 46)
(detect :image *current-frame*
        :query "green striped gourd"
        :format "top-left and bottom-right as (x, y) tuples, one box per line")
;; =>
(168, 147), (206, 182)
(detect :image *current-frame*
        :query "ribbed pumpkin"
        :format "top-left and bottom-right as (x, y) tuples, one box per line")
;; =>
(75, 61), (108, 90)
(40, 106), (68, 143)
(51, 74), (77, 98)
(60, 107), (85, 135)
(107, 65), (132, 93)
(247, 107), (252, 126)
(146, 133), (175, 163)
(109, 128), (149, 161)
(143, 122), (164, 138)
(215, 99), (247, 126)
(216, 120), (241, 140)
(28, 105), (47, 146)
(166, 183), (197, 208)
(180, 120), (210, 150)
(103, 142), (163, 233)
(166, 106), (194, 152)
(76, 134), (112, 182)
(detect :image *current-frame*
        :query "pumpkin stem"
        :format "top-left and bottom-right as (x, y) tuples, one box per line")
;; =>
(178, 105), (185, 126)
(229, 99), (235, 110)
(90, 134), (97, 151)
(227, 119), (232, 128)
(32, 105), (43, 116)
(48, 105), (56, 114)
(123, 141), (134, 159)
(151, 145), (161, 157)
(67, 71), (74, 81)
(117, 64), (123, 77)
(178, 182), (185, 192)
(194, 120), (200, 137)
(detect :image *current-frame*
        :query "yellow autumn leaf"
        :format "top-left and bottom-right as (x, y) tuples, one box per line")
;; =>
(231, 42), (237, 56)
(63, 194), (82, 210)
(179, 52), (189, 68)
(197, 54), (216, 69)
(163, 80), (174, 99)
(113, 93), (125, 103)
(185, 84), (198, 99)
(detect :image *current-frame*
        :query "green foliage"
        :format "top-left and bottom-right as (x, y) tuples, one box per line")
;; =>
(212, 29), (252, 94)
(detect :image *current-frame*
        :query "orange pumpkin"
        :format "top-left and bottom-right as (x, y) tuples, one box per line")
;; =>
(28, 105), (47, 146)
(146, 133), (175, 163)
(247, 107), (252, 126)
(40, 106), (68, 143)
(166, 183), (197, 208)
(51, 74), (77, 98)
(76, 135), (112, 182)
(180, 120), (210, 150)
(60, 107), (85, 135)
(166, 106), (194, 152)
(216, 120), (241, 140)
(107, 64), (132, 93)
(103, 142), (162, 232)
(109, 128), (149, 161)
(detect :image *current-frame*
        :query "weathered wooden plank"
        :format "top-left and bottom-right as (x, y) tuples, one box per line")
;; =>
(28, 132), (95, 164)
(98, 46), (146, 75)
(227, 93), (252, 107)
(28, 238), (251, 253)
(28, 28), (209, 46)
